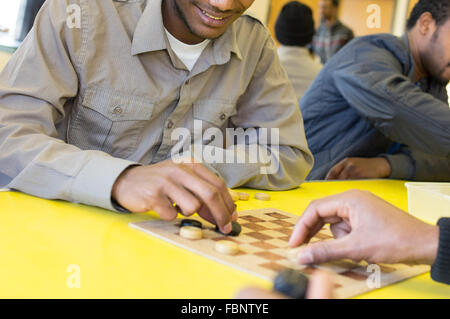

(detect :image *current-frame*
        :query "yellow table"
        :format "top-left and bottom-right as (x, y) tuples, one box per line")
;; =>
(1, 180), (449, 298)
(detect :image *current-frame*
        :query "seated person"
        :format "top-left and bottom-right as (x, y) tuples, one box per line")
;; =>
(239, 190), (450, 298)
(300, 0), (450, 181)
(275, 1), (322, 100)
(0, 0), (313, 233)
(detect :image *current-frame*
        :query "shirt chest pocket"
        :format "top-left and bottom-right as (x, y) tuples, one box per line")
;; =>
(68, 87), (155, 159)
(193, 100), (236, 128)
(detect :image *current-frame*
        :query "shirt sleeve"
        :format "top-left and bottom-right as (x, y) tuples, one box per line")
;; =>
(0, 0), (136, 211)
(379, 147), (450, 181)
(333, 47), (450, 157)
(200, 34), (314, 190)
(431, 218), (450, 285)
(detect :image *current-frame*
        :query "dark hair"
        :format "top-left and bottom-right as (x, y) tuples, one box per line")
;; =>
(323, 0), (340, 7)
(407, 0), (450, 30)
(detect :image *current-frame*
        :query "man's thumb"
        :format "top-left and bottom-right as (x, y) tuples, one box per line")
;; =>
(297, 237), (353, 265)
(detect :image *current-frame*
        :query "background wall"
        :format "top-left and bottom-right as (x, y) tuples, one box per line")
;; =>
(409, 0), (419, 13)
(247, 0), (271, 24)
(268, 0), (421, 39)
(339, 0), (395, 36)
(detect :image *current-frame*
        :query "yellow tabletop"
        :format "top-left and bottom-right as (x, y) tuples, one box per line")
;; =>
(1, 180), (449, 299)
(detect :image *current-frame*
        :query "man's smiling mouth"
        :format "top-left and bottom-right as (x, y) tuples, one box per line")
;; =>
(202, 10), (225, 20)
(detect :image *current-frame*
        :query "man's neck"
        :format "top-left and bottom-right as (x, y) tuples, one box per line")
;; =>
(408, 31), (428, 83)
(162, 0), (204, 44)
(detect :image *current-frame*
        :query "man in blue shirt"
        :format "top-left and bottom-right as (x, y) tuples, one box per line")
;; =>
(301, 0), (450, 181)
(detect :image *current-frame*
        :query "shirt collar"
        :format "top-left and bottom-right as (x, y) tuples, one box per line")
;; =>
(131, 0), (242, 61)
(211, 22), (243, 63)
(131, 0), (167, 55)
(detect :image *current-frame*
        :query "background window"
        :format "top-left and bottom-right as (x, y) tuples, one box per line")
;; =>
(0, 0), (45, 49)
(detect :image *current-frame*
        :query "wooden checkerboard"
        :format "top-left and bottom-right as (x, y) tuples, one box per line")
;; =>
(130, 208), (429, 298)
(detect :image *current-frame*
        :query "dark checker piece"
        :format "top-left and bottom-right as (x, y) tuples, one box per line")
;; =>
(273, 268), (309, 299)
(215, 221), (242, 237)
(180, 219), (203, 229)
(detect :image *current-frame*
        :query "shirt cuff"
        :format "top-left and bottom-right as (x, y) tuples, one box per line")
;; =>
(70, 153), (138, 212)
(378, 153), (415, 180)
(431, 218), (450, 285)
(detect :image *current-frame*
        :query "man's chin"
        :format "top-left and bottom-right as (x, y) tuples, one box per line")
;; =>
(434, 73), (450, 85)
(192, 29), (227, 41)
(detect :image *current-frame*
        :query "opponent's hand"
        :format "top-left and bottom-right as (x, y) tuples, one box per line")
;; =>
(112, 159), (237, 234)
(326, 157), (391, 180)
(235, 271), (334, 299)
(289, 190), (439, 265)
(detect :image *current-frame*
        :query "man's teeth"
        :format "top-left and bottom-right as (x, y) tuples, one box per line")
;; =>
(202, 10), (224, 20)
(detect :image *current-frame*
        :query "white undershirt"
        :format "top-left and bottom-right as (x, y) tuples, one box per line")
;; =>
(164, 28), (210, 71)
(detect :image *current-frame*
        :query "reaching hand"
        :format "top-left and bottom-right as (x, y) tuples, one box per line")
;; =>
(112, 159), (237, 234)
(326, 157), (391, 180)
(289, 190), (439, 265)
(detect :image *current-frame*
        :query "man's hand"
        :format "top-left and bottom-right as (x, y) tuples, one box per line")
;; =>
(326, 157), (391, 180)
(235, 271), (334, 299)
(289, 190), (439, 265)
(112, 160), (237, 234)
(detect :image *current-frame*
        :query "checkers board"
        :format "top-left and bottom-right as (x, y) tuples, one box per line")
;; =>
(130, 208), (429, 298)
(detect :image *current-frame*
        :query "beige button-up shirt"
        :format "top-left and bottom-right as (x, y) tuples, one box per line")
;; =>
(0, 0), (313, 211)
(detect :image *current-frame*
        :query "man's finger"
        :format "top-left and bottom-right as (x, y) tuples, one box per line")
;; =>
(190, 162), (236, 215)
(196, 204), (216, 225)
(289, 193), (354, 247)
(235, 287), (287, 299)
(164, 182), (201, 217)
(326, 160), (346, 180)
(330, 222), (351, 239)
(297, 236), (353, 265)
(176, 168), (233, 233)
(153, 196), (179, 221)
(306, 271), (334, 299)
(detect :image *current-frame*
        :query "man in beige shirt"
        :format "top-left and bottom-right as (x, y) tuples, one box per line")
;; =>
(0, 0), (313, 233)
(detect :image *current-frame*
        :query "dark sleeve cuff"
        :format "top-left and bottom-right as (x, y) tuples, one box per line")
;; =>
(431, 218), (450, 285)
(111, 198), (131, 214)
(378, 153), (415, 180)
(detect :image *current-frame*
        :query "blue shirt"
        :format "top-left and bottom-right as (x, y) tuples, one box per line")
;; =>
(300, 33), (450, 180)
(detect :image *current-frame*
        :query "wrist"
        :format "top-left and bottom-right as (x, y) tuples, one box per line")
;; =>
(111, 165), (139, 201)
(377, 157), (391, 178)
(415, 224), (440, 265)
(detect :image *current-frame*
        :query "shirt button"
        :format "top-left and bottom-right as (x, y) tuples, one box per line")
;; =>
(220, 113), (226, 120)
(167, 120), (174, 129)
(113, 106), (123, 115)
